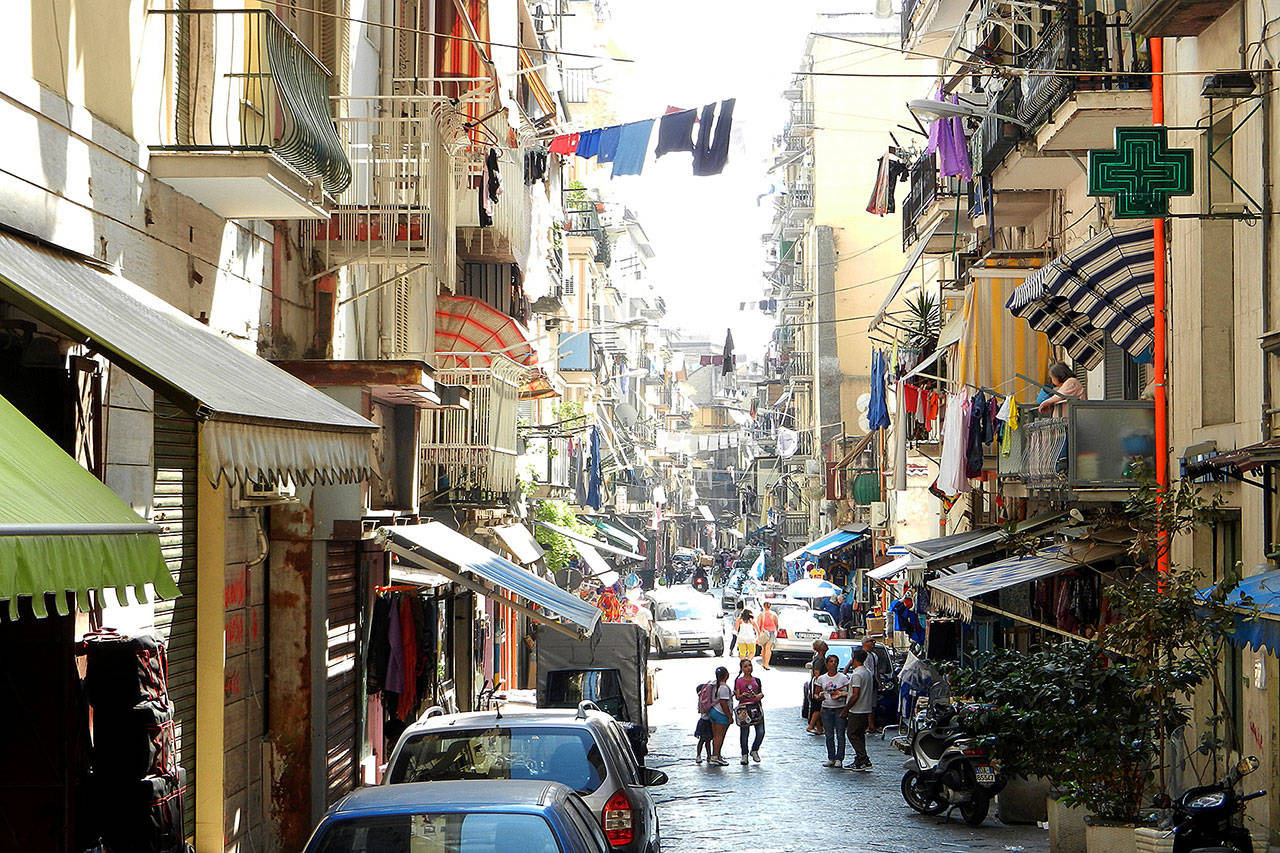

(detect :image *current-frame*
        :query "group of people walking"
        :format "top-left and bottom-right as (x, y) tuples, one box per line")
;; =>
(805, 637), (888, 771)
(731, 602), (778, 668)
(694, 658), (766, 766)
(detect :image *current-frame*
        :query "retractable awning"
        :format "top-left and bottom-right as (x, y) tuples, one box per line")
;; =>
(534, 520), (644, 561)
(904, 514), (1066, 569)
(929, 541), (1125, 620)
(0, 231), (376, 486)
(380, 523), (600, 638)
(491, 523), (545, 567)
(697, 505), (715, 522)
(867, 553), (923, 582)
(1, 393), (174, 619)
(569, 541), (620, 587)
(586, 518), (639, 552)
(1200, 568), (1280, 653)
(784, 524), (868, 563)
(870, 219), (942, 331)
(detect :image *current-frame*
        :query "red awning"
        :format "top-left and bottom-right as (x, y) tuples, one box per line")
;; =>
(434, 294), (536, 369)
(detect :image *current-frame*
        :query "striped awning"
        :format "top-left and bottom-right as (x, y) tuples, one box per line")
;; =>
(956, 267), (1053, 405)
(1006, 226), (1155, 370)
(929, 541), (1125, 620)
(434, 294), (536, 369)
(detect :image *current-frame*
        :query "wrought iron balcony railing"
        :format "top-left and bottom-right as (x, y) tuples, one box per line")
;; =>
(970, 78), (1023, 177)
(156, 9), (351, 195)
(901, 152), (965, 250)
(784, 350), (814, 381)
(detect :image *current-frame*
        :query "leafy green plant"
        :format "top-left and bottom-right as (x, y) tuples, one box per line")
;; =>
(532, 499), (594, 574)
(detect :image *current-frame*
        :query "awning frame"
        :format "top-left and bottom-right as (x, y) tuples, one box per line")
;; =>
(535, 520), (644, 561)
(870, 219), (943, 332)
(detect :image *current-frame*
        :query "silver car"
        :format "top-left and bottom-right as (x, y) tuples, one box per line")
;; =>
(385, 706), (666, 852)
(644, 588), (724, 657)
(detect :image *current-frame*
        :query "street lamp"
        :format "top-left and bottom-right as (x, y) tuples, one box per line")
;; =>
(907, 97), (1030, 128)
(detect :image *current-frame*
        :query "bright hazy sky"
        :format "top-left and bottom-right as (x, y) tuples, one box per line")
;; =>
(596, 0), (829, 358)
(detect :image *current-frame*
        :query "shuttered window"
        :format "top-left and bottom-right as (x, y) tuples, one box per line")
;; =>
(1102, 337), (1139, 401)
(325, 541), (360, 805)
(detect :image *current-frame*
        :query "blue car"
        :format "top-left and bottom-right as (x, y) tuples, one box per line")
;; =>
(303, 780), (612, 853)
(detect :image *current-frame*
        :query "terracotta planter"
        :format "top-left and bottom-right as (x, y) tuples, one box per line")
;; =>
(1085, 820), (1137, 853)
(1047, 795), (1089, 853)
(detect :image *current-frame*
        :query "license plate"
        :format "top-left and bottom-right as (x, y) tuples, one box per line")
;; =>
(798, 633), (820, 641)
(973, 766), (996, 784)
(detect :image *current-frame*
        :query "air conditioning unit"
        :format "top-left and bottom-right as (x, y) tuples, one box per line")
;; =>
(236, 476), (298, 507)
(869, 501), (888, 528)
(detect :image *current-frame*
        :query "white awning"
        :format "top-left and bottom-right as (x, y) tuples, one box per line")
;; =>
(0, 231), (375, 486)
(535, 520), (644, 561)
(491, 523), (546, 566)
(697, 505), (715, 522)
(570, 541), (620, 587)
(870, 219), (942, 332)
(867, 553), (922, 582)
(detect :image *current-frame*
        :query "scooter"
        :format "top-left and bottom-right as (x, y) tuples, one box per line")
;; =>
(894, 689), (1005, 826)
(690, 566), (709, 593)
(1169, 755), (1265, 852)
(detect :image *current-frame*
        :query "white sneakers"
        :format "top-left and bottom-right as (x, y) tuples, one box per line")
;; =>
(709, 755), (729, 766)
(750, 750), (761, 763)
(740, 755), (749, 765)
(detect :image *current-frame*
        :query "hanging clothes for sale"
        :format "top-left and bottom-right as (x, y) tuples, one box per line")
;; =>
(868, 350), (891, 429)
(368, 593), (392, 694)
(924, 91), (973, 181)
(576, 128), (602, 159)
(655, 107), (698, 157)
(596, 125), (622, 163)
(548, 133), (580, 155)
(397, 596), (417, 720)
(692, 99), (735, 176)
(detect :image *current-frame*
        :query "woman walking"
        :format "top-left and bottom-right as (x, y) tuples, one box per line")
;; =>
(757, 601), (778, 669)
(707, 665), (733, 766)
(735, 609), (758, 660)
(734, 658), (765, 764)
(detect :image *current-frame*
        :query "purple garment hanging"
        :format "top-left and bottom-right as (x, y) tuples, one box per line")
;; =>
(924, 92), (973, 182)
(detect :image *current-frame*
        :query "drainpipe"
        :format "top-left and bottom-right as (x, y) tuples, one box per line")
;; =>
(1151, 37), (1170, 578)
(1262, 62), (1274, 557)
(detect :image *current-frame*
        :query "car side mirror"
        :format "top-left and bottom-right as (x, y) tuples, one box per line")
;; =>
(640, 767), (669, 786)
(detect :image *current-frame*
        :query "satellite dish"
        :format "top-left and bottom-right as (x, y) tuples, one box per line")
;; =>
(856, 393), (871, 413)
(858, 414), (871, 432)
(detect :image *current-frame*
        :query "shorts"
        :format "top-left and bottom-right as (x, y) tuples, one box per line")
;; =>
(758, 630), (776, 644)
(709, 707), (732, 726)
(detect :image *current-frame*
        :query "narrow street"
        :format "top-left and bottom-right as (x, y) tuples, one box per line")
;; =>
(642, 617), (1049, 853)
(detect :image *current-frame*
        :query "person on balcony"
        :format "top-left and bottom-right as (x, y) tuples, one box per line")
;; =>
(1037, 362), (1086, 415)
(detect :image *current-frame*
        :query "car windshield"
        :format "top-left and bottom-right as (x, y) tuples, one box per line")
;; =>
(829, 645), (856, 669)
(655, 600), (716, 621)
(389, 727), (606, 794)
(311, 812), (561, 853)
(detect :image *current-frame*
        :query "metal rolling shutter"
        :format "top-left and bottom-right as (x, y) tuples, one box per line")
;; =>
(325, 541), (360, 805)
(151, 397), (198, 837)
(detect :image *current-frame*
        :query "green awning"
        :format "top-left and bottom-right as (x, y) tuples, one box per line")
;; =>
(588, 519), (639, 551)
(0, 393), (174, 619)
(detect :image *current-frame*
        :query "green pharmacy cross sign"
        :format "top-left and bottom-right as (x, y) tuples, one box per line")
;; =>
(1088, 126), (1193, 218)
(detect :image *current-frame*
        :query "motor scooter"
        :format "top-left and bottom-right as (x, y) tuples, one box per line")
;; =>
(1169, 755), (1265, 852)
(893, 683), (1005, 826)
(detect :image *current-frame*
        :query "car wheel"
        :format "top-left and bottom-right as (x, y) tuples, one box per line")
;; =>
(712, 642), (724, 657)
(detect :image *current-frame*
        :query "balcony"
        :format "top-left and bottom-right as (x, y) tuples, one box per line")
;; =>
(901, 0), (969, 51)
(421, 361), (527, 506)
(150, 9), (350, 219)
(780, 513), (809, 541)
(1000, 401), (1155, 497)
(784, 350), (813, 382)
(789, 103), (815, 134)
(901, 153), (971, 252)
(970, 78), (1024, 177)
(1019, 14), (1151, 153)
(457, 114), (532, 268)
(1128, 0), (1235, 39)
(528, 435), (572, 493)
(786, 185), (814, 218)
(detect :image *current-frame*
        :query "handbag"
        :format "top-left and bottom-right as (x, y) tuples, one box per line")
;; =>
(735, 703), (763, 726)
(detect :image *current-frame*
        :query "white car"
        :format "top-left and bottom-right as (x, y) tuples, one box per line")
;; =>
(644, 587), (725, 657)
(770, 606), (843, 661)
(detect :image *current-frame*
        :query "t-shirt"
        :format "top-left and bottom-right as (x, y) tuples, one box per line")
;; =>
(815, 672), (851, 709)
(711, 682), (733, 715)
(847, 665), (876, 714)
(734, 675), (762, 706)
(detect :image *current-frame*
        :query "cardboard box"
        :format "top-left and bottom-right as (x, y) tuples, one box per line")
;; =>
(866, 616), (886, 637)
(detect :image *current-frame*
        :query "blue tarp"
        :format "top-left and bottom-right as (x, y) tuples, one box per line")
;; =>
(1200, 569), (1280, 653)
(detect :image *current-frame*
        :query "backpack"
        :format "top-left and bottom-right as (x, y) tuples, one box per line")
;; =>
(696, 681), (716, 715)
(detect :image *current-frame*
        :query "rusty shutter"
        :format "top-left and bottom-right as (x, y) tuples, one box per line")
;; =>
(151, 396), (198, 838)
(325, 541), (360, 805)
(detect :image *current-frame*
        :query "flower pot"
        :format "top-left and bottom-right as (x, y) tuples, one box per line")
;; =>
(1133, 827), (1174, 853)
(1047, 795), (1089, 853)
(1085, 820), (1137, 853)
(998, 775), (1050, 824)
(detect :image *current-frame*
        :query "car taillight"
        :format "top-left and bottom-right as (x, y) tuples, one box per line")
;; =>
(602, 789), (634, 846)
(775, 628), (787, 638)
(829, 631), (841, 640)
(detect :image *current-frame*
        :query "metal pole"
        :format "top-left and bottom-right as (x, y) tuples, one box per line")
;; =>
(1151, 37), (1170, 579)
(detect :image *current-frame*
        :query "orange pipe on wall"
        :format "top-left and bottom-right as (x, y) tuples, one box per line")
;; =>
(1151, 37), (1170, 577)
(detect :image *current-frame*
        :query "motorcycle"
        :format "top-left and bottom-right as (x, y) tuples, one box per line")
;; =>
(1169, 755), (1265, 852)
(690, 566), (709, 593)
(894, 682), (1005, 826)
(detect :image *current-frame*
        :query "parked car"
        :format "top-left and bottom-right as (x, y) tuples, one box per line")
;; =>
(303, 780), (611, 853)
(385, 706), (666, 853)
(644, 587), (724, 657)
(772, 607), (844, 661)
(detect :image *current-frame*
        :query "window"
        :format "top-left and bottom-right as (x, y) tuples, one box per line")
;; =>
(312, 812), (562, 853)
(1201, 117), (1236, 425)
(389, 726), (607, 794)
(563, 794), (611, 850)
(654, 599), (718, 621)
(561, 272), (575, 297)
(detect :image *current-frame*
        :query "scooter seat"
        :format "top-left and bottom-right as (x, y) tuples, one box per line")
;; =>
(917, 730), (964, 759)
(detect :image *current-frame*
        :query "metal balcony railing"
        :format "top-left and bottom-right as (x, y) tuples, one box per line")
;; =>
(784, 350), (814, 381)
(1003, 401), (1155, 491)
(790, 103), (815, 128)
(781, 513), (809, 540)
(788, 185), (815, 212)
(1016, 12), (1150, 130)
(156, 9), (350, 195)
(970, 78), (1023, 177)
(901, 153), (965, 250)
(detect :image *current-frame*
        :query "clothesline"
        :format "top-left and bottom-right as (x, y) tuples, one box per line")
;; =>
(547, 100), (736, 179)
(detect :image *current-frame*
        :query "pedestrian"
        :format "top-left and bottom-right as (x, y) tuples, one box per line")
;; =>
(805, 639), (829, 735)
(822, 592), (843, 624)
(729, 604), (744, 656)
(813, 654), (850, 767)
(694, 684), (714, 765)
(735, 609), (758, 660)
(861, 636), (890, 732)
(842, 648), (875, 770)
(839, 595), (857, 639)
(707, 665), (734, 766)
(734, 658), (765, 764)
(757, 601), (778, 669)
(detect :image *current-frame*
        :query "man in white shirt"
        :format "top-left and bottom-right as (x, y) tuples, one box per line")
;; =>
(842, 648), (876, 770)
(813, 655), (850, 767)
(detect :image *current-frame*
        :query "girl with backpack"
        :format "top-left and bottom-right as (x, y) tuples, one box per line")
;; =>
(699, 666), (733, 765)
(694, 680), (714, 763)
(734, 658), (765, 764)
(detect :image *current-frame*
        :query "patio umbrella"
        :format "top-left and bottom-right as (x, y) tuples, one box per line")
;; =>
(784, 578), (841, 599)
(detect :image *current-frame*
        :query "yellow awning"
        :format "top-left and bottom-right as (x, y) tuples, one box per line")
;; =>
(956, 267), (1052, 405)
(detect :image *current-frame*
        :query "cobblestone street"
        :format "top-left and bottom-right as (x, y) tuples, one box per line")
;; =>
(643, 639), (1050, 853)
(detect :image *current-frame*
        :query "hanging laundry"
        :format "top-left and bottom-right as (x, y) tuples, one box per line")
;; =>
(868, 350), (891, 430)
(655, 107), (698, 157)
(576, 128), (602, 159)
(902, 383), (920, 415)
(722, 328), (735, 375)
(478, 165), (493, 227)
(548, 132), (580, 155)
(596, 125), (623, 163)
(586, 426), (602, 509)
(866, 156), (892, 215)
(524, 148), (548, 185)
(692, 99), (735, 176)
(924, 91), (973, 182)
(1000, 395), (1019, 457)
(937, 392), (972, 495)
(612, 119), (655, 176)
(966, 391), (987, 478)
